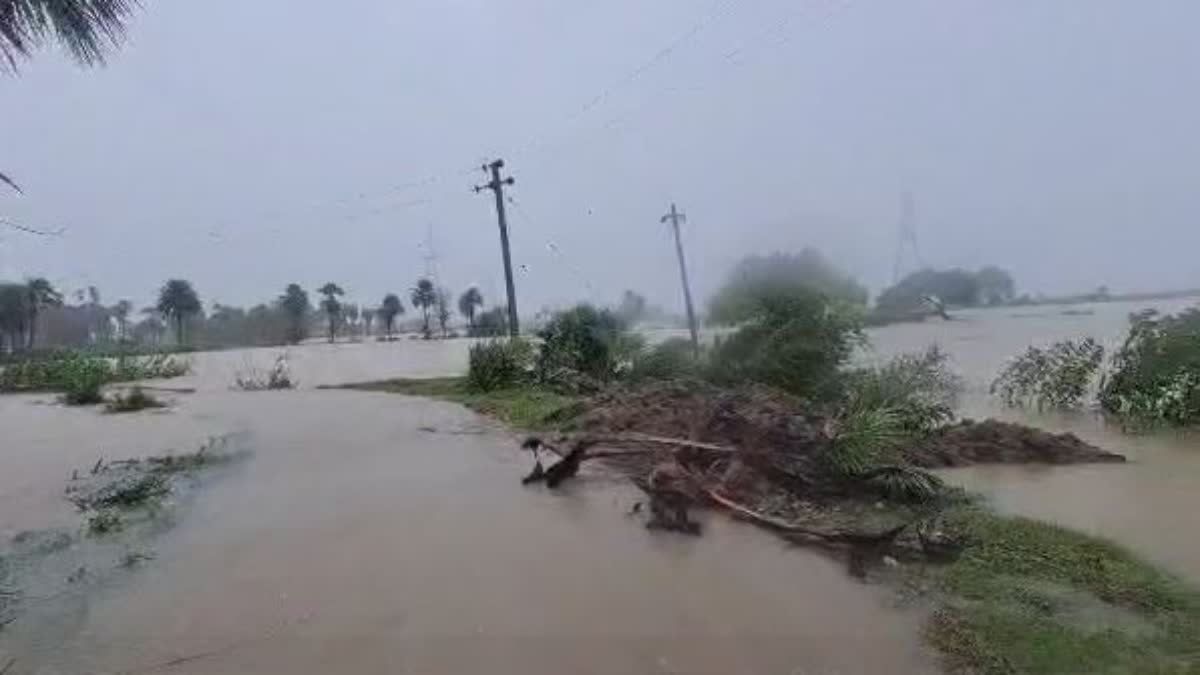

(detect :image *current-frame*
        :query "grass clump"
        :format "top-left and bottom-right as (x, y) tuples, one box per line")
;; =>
(233, 352), (295, 390)
(922, 505), (1200, 674)
(466, 338), (533, 392)
(104, 386), (165, 413)
(992, 338), (1105, 410)
(341, 377), (580, 430)
(86, 510), (124, 536)
(1100, 307), (1200, 426)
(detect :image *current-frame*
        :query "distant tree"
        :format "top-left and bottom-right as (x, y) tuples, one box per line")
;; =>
(156, 279), (201, 345)
(133, 311), (166, 346)
(616, 290), (647, 324)
(343, 303), (360, 338)
(975, 266), (1016, 305)
(435, 287), (452, 338)
(0, 283), (29, 352)
(379, 294), (403, 338)
(24, 277), (62, 349)
(472, 306), (509, 338)
(278, 284), (310, 344)
(317, 283), (345, 343)
(410, 278), (436, 338)
(457, 287), (483, 329)
(876, 268), (981, 316)
(361, 307), (376, 337)
(709, 249), (868, 324)
(111, 299), (132, 341)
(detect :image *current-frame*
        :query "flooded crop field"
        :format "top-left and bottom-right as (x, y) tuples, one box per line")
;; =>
(1, 299), (1197, 674)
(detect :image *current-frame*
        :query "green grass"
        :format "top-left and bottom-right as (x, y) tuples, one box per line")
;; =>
(338, 377), (582, 429)
(922, 506), (1200, 674)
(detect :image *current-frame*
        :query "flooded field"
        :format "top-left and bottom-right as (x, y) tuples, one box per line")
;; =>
(2, 298), (1198, 673)
(868, 298), (1200, 584)
(0, 343), (934, 673)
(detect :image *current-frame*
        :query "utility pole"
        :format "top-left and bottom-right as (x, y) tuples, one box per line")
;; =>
(661, 203), (700, 357)
(474, 159), (519, 337)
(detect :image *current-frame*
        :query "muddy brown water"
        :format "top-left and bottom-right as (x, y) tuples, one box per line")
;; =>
(1, 342), (934, 674)
(2, 299), (1198, 673)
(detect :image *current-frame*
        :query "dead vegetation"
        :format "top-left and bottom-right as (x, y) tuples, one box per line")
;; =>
(522, 379), (1125, 556)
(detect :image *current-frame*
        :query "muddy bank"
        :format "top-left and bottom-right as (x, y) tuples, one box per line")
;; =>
(569, 380), (1124, 470)
(905, 419), (1126, 467)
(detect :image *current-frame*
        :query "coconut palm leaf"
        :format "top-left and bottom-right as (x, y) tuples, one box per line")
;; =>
(1, 0), (136, 70)
(0, 169), (21, 193)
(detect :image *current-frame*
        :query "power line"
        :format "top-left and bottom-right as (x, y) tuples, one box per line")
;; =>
(0, 217), (65, 237)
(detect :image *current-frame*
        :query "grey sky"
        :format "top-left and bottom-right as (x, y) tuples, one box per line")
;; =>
(2, 0), (1198, 314)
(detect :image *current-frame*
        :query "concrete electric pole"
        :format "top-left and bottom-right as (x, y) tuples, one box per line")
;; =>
(474, 159), (520, 337)
(661, 203), (700, 356)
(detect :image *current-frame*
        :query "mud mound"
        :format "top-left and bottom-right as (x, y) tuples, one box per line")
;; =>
(573, 380), (823, 453)
(904, 419), (1126, 468)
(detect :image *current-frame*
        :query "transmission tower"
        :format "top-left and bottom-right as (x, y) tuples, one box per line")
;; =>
(892, 190), (923, 283)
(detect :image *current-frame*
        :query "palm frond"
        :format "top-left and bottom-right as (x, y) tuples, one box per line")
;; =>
(0, 169), (21, 193)
(863, 465), (945, 503)
(825, 405), (905, 478)
(1, 0), (136, 70)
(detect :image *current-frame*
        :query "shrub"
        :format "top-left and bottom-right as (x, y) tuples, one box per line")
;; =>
(842, 346), (960, 434)
(470, 307), (509, 337)
(60, 357), (110, 405)
(991, 338), (1104, 410)
(706, 290), (863, 400)
(628, 337), (699, 381)
(1099, 308), (1200, 425)
(105, 386), (165, 413)
(0, 352), (188, 395)
(467, 338), (533, 392)
(233, 353), (295, 391)
(535, 304), (630, 383)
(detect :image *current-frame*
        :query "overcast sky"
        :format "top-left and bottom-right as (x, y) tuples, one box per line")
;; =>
(2, 0), (1198, 314)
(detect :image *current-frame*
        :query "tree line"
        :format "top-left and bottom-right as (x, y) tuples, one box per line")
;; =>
(0, 275), (507, 353)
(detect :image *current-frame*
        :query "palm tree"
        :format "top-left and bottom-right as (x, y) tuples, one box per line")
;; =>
(1, 0), (137, 71)
(0, 282), (28, 352)
(435, 287), (451, 338)
(24, 277), (61, 349)
(458, 287), (483, 331)
(278, 283), (309, 345)
(361, 307), (375, 338)
(379, 294), (403, 339)
(317, 282), (344, 343)
(156, 279), (201, 346)
(410, 278), (436, 338)
(111, 299), (132, 341)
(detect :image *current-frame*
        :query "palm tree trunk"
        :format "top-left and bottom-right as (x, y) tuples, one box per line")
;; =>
(26, 309), (37, 350)
(175, 315), (184, 346)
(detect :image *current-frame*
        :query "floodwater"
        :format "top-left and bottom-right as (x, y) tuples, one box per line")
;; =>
(3, 297), (1198, 673)
(0, 341), (935, 674)
(867, 297), (1200, 584)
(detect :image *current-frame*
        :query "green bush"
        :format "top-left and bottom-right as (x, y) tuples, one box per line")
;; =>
(992, 338), (1104, 410)
(1099, 308), (1200, 425)
(0, 352), (188, 395)
(706, 290), (863, 400)
(628, 337), (699, 381)
(60, 357), (109, 405)
(535, 304), (630, 383)
(467, 338), (533, 392)
(842, 346), (960, 434)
